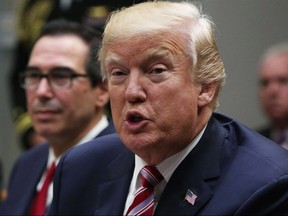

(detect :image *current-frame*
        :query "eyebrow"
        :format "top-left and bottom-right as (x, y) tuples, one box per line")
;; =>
(25, 66), (74, 71)
(105, 55), (123, 66)
(25, 66), (40, 70)
(143, 49), (172, 63)
(105, 49), (172, 66)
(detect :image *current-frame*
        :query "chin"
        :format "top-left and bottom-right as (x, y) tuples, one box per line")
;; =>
(36, 127), (55, 136)
(121, 133), (158, 151)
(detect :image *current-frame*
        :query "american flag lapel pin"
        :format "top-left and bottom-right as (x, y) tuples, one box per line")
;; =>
(184, 189), (197, 205)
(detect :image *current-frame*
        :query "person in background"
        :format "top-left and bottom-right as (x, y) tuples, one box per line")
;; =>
(0, 19), (115, 215)
(49, 1), (288, 215)
(257, 43), (288, 150)
(11, 0), (146, 150)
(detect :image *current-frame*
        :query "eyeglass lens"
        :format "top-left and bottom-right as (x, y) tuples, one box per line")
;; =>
(21, 67), (84, 90)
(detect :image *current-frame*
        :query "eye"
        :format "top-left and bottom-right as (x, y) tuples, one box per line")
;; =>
(51, 68), (73, 80)
(278, 77), (288, 86)
(108, 68), (128, 84)
(151, 67), (166, 74)
(259, 79), (268, 88)
(111, 70), (126, 77)
(147, 64), (170, 83)
(25, 68), (42, 78)
(148, 62), (168, 75)
(28, 72), (42, 79)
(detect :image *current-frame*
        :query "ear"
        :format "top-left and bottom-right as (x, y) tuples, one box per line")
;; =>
(93, 82), (109, 108)
(198, 82), (217, 107)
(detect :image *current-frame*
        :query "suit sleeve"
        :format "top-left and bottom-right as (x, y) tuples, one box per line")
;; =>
(235, 174), (288, 215)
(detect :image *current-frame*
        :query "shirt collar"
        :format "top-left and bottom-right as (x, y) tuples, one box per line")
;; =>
(75, 115), (108, 147)
(47, 115), (109, 167)
(133, 124), (207, 187)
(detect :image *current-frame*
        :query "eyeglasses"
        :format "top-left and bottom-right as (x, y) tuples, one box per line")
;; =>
(20, 67), (90, 90)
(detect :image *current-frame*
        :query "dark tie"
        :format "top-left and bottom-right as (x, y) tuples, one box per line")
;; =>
(125, 165), (164, 216)
(29, 162), (56, 216)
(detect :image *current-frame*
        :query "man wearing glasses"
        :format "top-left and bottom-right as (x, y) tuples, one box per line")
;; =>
(0, 19), (115, 215)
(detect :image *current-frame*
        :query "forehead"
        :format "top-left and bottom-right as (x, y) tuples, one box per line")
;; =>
(29, 35), (89, 68)
(260, 54), (288, 76)
(104, 33), (187, 64)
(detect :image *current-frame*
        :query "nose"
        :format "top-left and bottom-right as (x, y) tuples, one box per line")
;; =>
(266, 81), (280, 94)
(125, 71), (146, 103)
(35, 78), (53, 98)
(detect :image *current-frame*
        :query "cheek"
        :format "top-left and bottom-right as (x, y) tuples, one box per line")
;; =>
(260, 91), (267, 101)
(71, 86), (93, 104)
(108, 87), (125, 122)
(154, 87), (197, 120)
(26, 93), (36, 111)
(283, 87), (288, 96)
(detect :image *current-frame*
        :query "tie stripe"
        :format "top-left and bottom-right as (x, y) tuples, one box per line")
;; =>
(126, 165), (163, 216)
(141, 167), (162, 188)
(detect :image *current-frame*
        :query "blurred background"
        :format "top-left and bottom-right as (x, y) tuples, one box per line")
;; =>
(0, 0), (288, 189)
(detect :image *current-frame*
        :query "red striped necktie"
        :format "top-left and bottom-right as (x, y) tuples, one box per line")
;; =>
(29, 162), (56, 216)
(125, 165), (164, 216)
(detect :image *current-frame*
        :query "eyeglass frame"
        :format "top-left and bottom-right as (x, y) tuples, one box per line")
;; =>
(19, 66), (91, 90)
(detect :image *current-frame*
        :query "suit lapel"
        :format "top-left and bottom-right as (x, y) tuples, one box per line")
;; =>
(15, 145), (49, 214)
(94, 148), (134, 215)
(156, 116), (226, 215)
(93, 115), (227, 215)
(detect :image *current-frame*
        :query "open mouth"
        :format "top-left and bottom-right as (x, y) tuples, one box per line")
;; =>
(126, 112), (145, 123)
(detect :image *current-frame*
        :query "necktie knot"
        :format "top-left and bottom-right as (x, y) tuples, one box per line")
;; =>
(140, 165), (163, 188)
(125, 166), (163, 215)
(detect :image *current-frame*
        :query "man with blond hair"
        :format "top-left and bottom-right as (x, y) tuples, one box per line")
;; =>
(49, 2), (288, 215)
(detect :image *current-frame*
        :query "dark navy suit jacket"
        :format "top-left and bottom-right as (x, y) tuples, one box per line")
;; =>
(257, 126), (273, 141)
(0, 121), (115, 215)
(48, 113), (288, 215)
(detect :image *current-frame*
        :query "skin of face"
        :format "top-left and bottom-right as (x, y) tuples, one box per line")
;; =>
(104, 34), (215, 164)
(27, 35), (108, 155)
(259, 54), (288, 128)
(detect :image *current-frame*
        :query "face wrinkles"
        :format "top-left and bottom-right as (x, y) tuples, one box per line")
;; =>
(106, 34), (203, 164)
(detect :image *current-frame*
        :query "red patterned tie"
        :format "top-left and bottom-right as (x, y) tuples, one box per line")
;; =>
(126, 165), (164, 216)
(29, 162), (56, 216)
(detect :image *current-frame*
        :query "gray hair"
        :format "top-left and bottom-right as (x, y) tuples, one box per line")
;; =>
(259, 42), (288, 64)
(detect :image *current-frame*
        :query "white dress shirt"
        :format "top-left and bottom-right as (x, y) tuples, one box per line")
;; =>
(123, 125), (207, 214)
(36, 115), (109, 206)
